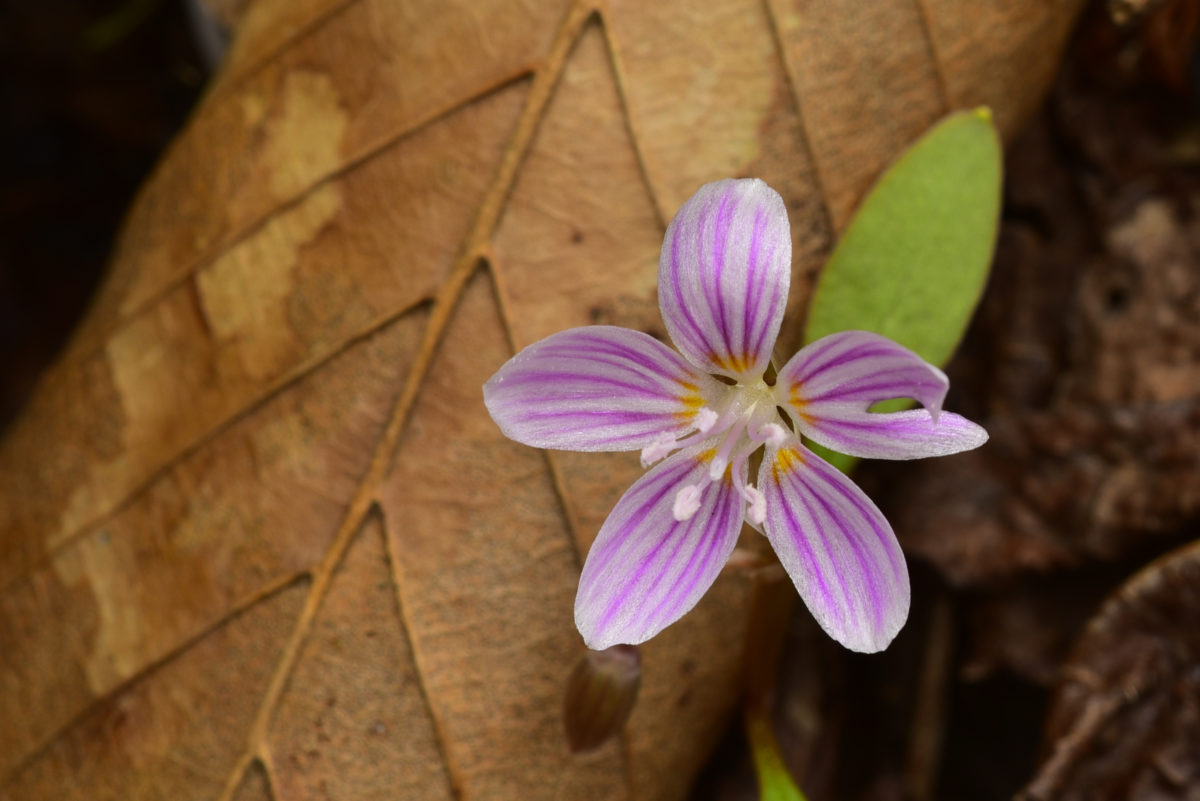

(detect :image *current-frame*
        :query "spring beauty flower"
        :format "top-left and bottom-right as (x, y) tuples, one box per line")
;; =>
(484, 179), (986, 653)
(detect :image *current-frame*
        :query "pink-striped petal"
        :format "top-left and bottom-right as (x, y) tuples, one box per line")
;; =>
(759, 441), (909, 653)
(484, 326), (720, 452)
(575, 447), (746, 649)
(775, 330), (987, 460)
(777, 330), (950, 418)
(796, 408), (988, 460)
(659, 179), (791, 380)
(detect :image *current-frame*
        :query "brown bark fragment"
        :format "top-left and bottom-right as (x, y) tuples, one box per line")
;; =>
(1021, 541), (1200, 801)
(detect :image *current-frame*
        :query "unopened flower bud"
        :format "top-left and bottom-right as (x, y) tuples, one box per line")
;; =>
(563, 645), (641, 753)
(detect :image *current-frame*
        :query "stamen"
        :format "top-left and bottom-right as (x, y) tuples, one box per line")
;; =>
(640, 408), (735, 470)
(709, 420), (748, 481)
(754, 422), (789, 448)
(672, 484), (703, 521)
(727, 437), (762, 476)
(640, 432), (678, 468)
(741, 484), (766, 526)
(694, 407), (719, 433)
(708, 459), (726, 482)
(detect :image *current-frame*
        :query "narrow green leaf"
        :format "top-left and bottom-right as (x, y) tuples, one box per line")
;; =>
(746, 706), (810, 801)
(801, 108), (1002, 472)
(803, 107), (1001, 363)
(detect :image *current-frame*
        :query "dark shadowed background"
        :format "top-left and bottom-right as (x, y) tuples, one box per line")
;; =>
(0, 0), (206, 429)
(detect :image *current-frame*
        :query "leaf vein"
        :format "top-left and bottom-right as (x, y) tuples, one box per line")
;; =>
(212, 3), (602, 797)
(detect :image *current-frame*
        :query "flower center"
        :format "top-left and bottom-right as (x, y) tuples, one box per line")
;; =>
(640, 380), (789, 525)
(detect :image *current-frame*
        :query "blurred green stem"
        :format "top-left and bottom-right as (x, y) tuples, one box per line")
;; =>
(745, 700), (810, 801)
(741, 561), (808, 800)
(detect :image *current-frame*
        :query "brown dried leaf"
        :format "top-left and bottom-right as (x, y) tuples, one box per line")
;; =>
(1021, 540), (1200, 801)
(0, 2), (1084, 798)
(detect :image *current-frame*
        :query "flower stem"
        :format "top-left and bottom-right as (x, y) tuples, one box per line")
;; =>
(740, 557), (809, 800)
(745, 701), (810, 801)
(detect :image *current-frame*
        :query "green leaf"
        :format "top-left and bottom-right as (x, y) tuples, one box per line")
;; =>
(746, 706), (810, 801)
(801, 108), (1002, 473)
(803, 107), (1001, 363)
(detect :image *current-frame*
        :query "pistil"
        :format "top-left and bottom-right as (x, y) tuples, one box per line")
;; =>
(708, 418), (749, 481)
(669, 388), (788, 523)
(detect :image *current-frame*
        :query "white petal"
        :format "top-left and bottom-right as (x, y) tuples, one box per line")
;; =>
(575, 447), (746, 648)
(759, 441), (909, 652)
(484, 326), (720, 452)
(659, 179), (791, 380)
